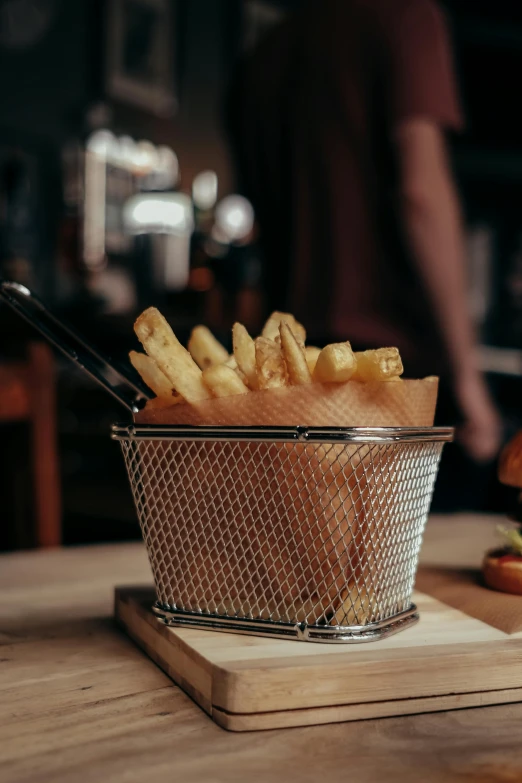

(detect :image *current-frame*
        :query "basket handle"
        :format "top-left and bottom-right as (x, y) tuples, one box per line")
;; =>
(0, 280), (152, 413)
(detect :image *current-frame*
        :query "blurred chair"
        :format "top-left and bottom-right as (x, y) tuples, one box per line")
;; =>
(0, 342), (61, 547)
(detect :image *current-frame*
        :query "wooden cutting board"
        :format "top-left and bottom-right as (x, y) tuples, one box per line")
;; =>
(114, 585), (522, 732)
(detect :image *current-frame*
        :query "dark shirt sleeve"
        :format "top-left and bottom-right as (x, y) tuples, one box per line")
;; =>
(382, 0), (464, 131)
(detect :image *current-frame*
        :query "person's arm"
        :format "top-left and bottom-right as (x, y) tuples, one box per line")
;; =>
(377, 0), (501, 460)
(396, 119), (500, 461)
(396, 120), (474, 380)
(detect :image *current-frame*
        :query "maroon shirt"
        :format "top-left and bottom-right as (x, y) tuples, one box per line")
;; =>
(227, 0), (463, 377)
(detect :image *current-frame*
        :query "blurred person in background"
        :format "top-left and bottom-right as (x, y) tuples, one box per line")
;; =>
(226, 0), (501, 468)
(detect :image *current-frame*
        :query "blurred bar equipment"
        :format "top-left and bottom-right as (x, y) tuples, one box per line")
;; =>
(82, 130), (183, 311)
(81, 129), (257, 321)
(123, 192), (194, 292)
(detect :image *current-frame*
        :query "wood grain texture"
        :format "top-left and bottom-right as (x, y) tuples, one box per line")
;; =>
(212, 687), (522, 732)
(114, 585), (522, 729)
(3, 517), (522, 783)
(416, 565), (522, 634)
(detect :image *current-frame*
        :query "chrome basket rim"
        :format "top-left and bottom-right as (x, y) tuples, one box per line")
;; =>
(111, 423), (454, 444)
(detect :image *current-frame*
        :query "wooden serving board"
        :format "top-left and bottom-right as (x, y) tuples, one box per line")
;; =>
(115, 586), (522, 732)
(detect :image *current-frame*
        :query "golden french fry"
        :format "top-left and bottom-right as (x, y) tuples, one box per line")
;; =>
(255, 337), (287, 390)
(224, 352), (248, 383)
(134, 308), (211, 403)
(235, 367), (248, 385)
(279, 322), (312, 385)
(188, 325), (229, 370)
(352, 348), (403, 382)
(305, 346), (321, 375)
(261, 311), (306, 344)
(129, 351), (175, 399)
(232, 322), (258, 390)
(202, 364), (249, 398)
(330, 585), (378, 627)
(313, 342), (356, 383)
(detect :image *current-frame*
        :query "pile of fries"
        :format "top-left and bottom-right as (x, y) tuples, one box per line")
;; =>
(131, 309), (404, 408)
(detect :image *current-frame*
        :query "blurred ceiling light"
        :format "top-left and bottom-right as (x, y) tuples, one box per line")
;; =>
(133, 140), (159, 175)
(192, 170), (218, 211)
(123, 193), (194, 235)
(215, 195), (254, 242)
(157, 146), (179, 187)
(86, 129), (118, 161)
(118, 135), (137, 168)
(87, 133), (178, 185)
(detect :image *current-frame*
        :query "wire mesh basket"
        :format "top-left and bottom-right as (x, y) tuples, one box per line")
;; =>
(113, 424), (453, 643)
(0, 283), (453, 643)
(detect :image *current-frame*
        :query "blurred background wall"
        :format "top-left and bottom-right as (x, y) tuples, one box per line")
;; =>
(0, 0), (521, 548)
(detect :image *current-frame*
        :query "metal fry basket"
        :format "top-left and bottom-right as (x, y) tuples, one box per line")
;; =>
(0, 281), (453, 645)
(113, 424), (453, 643)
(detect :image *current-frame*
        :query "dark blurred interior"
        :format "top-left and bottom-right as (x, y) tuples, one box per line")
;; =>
(1, 0), (522, 550)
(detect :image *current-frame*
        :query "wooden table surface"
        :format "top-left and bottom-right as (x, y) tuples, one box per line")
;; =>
(2, 514), (522, 783)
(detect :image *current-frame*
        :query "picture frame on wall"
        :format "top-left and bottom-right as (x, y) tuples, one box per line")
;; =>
(106, 0), (177, 116)
(242, 0), (285, 52)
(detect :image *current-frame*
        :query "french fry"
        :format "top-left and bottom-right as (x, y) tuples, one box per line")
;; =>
(352, 348), (403, 382)
(129, 351), (175, 399)
(202, 364), (249, 398)
(279, 322), (312, 385)
(262, 311), (306, 344)
(313, 342), (356, 383)
(133, 304), (409, 413)
(224, 352), (249, 383)
(255, 337), (287, 390)
(305, 346), (321, 375)
(232, 322), (258, 390)
(134, 308), (211, 403)
(188, 325), (229, 370)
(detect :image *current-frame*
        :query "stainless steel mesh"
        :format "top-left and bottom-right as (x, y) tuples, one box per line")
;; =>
(113, 425), (451, 643)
